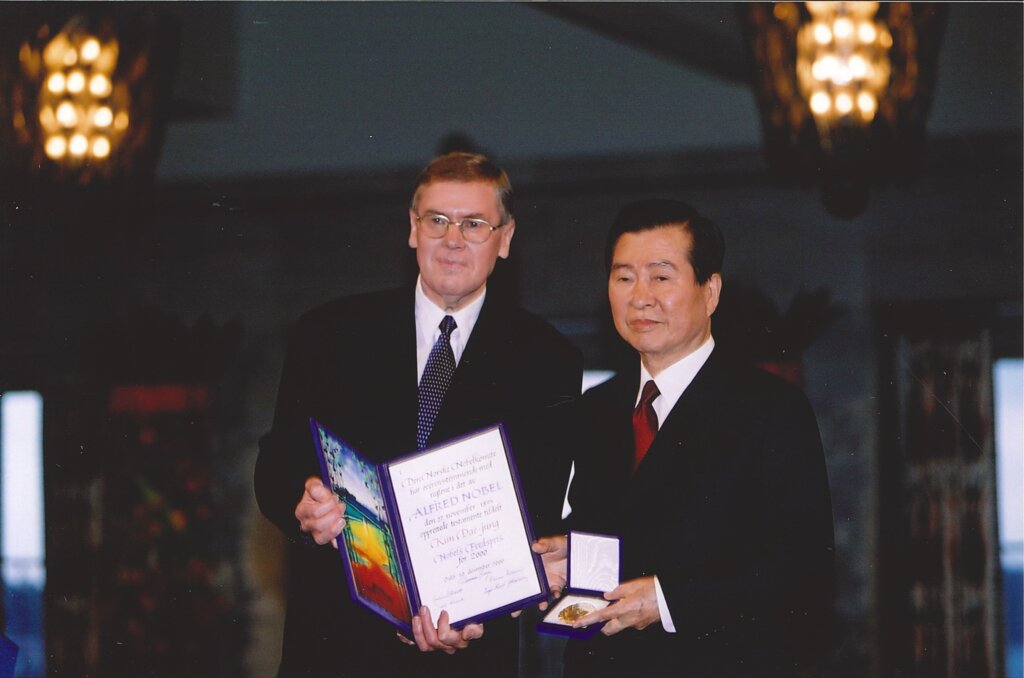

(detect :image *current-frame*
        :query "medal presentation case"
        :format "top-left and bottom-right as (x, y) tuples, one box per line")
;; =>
(538, 531), (620, 639)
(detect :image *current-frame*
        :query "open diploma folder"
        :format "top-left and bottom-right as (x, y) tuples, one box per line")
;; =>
(310, 419), (548, 634)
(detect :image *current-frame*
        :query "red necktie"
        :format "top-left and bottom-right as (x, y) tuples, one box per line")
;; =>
(632, 380), (660, 470)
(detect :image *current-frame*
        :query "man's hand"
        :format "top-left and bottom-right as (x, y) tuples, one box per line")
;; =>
(574, 576), (661, 635)
(532, 535), (568, 609)
(402, 606), (483, 654)
(294, 476), (346, 548)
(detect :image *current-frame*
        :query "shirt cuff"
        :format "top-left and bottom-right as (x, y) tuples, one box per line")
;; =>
(654, 575), (676, 633)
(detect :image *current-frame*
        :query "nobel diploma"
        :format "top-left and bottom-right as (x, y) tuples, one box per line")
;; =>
(310, 419), (546, 633)
(387, 427), (544, 627)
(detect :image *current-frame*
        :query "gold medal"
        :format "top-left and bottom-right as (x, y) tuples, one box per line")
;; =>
(558, 602), (595, 623)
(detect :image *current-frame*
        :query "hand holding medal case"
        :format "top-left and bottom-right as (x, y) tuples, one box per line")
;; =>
(538, 531), (620, 639)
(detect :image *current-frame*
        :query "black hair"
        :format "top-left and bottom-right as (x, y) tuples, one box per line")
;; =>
(604, 198), (725, 284)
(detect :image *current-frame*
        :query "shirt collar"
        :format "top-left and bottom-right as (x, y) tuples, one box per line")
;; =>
(414, 275), (485, 355)
(637, 336), (715, 424)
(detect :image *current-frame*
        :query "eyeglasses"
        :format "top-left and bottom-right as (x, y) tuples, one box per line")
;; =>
(415, 213), (503, 244)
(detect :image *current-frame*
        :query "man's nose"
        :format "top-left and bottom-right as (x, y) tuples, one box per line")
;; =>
(443, 223), (467, 247)
(630, 279), (653, 307)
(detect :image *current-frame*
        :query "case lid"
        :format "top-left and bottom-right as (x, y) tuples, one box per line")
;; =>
(567, 531), (620, 594)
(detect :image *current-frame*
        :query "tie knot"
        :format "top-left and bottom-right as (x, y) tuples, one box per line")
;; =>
(439, 315), (457, 338)
(639, 380), (659, 408)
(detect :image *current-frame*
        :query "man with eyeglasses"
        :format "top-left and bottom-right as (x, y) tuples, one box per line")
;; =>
(255, 152), (582, 677)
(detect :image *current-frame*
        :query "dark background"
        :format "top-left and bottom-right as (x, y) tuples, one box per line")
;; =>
(0, 3), (1020, 677)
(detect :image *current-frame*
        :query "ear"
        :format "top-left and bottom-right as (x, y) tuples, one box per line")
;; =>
(408, 209), (419, 249)
(704, 273), (722, 316)
(497, 219), (516, 259)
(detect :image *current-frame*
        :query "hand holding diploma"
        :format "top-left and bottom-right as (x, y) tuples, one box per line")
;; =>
(571, 576), (661, 635)
(295, 476), (346, 549)
(398, 606), (484, 654)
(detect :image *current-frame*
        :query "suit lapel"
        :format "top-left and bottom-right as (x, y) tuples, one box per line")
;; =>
(450, 292), (501, 391)
(633, 349), (724, 476)
(570, 371), (636, 526)
(614, 370), (641, 474)
(320, 289), (419, 462)
(591, 369), (640, 483)
(379, 290), (419, 455)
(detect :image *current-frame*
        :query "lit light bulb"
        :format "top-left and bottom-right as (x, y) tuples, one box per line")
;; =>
(833, 18), (854, 41)
(89, 74), (112, 98)
(113, 111), (130, 131)
(810, 91), (831, 115)
(858, 21), (877, 43)
(69, 133), (89, 156)
(812, 55), (836, 82)
(94, 106), (113, 128)
(46, 72), (67, 94)
(95, 42), (119, 73)
(832, 61), (853, 86)
(45, 135), (67, 159)
(66, 70), (86, 94)
(849, 55), (868, 79)
(39, 106), (57, 131)
(62, 47), (78, 67)
(857, 91), (877, 115)
(835, 92), (854, 115)
(80, 38), (101, 63)
(43, 36), (71, 70)
(56, 101), (78, 127)
(91, 136), (111, 159)
(813, 22), (832, 45)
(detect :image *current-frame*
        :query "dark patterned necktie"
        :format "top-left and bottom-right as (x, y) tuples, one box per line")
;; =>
(632, 380), (660, 470)
(417, 315), (457, 449)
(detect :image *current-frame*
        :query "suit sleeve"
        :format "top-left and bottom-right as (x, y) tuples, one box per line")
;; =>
(506, 329), (583, 537)
(656, 386), (835, 651)
(254, 315), (323, 542)
(536, 338), (584, 534)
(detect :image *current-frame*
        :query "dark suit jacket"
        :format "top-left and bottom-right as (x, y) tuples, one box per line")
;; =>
(564, 349), (835, 678)
(255, 287), (582, 678)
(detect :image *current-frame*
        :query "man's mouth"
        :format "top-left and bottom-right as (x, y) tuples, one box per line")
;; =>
(628, 319), (659, 331)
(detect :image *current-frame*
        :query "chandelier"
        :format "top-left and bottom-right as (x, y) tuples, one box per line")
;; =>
(18, 16), (128, 167)
(1, 8), (176, 188)
(743, 3), (947, 217)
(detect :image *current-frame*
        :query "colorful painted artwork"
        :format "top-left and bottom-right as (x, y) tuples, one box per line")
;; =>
(315, 424), (412, 626)
(343, 503), (412, 624)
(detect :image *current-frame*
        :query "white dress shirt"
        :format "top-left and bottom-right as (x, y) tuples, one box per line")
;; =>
(634, 336), (715, 633)
(414, 276), (485, 382)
